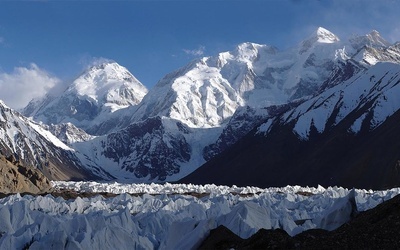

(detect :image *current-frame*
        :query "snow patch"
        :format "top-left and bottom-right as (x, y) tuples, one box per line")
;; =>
(28, 121), (73, 151)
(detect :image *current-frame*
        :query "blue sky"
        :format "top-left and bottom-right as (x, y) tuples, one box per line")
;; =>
(0, 0), (399, 109)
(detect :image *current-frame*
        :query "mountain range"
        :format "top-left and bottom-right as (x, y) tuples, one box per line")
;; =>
(2, 27), (400, 189)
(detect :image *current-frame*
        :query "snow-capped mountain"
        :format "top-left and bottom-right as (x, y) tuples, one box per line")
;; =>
(23, 62), (148, 135)
(181, 61), (400, 189)
(269, 62), (400, 138)
(17, 27), (400, 185)
(0, 101), (97, 181)
(70, 27), (356, 182)
(190, 28), (400, 165)
(128, 27), (351, 129)
(148, 31), (391, 118)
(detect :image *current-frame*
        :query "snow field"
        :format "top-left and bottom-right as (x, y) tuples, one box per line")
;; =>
(0, 181), (399, 249)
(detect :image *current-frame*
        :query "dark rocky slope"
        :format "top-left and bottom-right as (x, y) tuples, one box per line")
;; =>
(200, 194), (400, 249)
(181, 106), (400, 190)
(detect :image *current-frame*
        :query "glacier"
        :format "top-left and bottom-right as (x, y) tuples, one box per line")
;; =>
(0, 181), (399, 249)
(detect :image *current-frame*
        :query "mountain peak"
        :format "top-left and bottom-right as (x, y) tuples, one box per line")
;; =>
(350, 30), (391, 49)
(233, 42), (263, 62)
(85, 59), (116, 70)
(365, 30), (391, 47)
(69, 61), (148, 113)
(82, 61), (132, 81)
(235, 42), (277, 53)
(313, 27), (340, 44)
(0, 99), (9, 109)
(236, 42), (259, 51)
(299, 27), (340, 54)
(73, 61), (146, 96)
(22, 60), (148, 133)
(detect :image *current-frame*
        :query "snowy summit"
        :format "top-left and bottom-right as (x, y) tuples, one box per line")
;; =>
(22, 62), (148, 133)
(71, 62), (148, 109)
(314, 27), (340, 43)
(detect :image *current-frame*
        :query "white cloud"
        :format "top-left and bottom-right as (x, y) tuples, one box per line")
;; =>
(78, 55), (114, 69)
(183, 45), (205, 56)
(0, 64), (61, 110)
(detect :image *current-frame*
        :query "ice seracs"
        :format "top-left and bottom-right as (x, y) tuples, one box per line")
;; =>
(1, 182), (399, 249)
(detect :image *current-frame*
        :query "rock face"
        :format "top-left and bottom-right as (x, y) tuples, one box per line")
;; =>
(203, 105), (269, 161)
(72, 117), (194, 181)
(100, 117), (191, 180)
(0, 155), (52, 194)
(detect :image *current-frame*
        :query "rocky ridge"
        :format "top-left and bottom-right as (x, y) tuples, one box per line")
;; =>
(0, 155), (52, 194)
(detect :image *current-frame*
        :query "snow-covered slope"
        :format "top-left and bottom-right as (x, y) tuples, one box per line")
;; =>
(129, 27), (352, 129)
(1, 182), (399, 249)
(0, 101), (97, 181)
(23, 62), (148, 135)
(259, 62), (400, 139)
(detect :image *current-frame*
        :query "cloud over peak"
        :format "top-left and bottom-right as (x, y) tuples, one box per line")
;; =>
(183, 45), (205, 56)
(0, 64), (61, 110)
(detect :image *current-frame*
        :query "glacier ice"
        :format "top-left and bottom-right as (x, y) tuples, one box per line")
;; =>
(0, 182), (399, 249)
